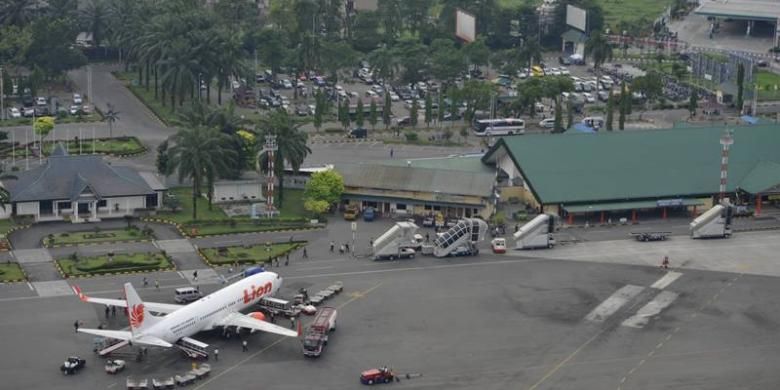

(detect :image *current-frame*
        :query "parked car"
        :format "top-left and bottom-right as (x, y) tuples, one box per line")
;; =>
(583, 92), (596, 103)
(559, 56), (572, 66)
(72, 93), (83, 105)
(104, 359), (125, 374)
(255, 73), (266, 83)
(349, 127), (367, 139)
(69, 105), (81, 115)
(295, 105), (309, 116)
(422, 216), (435, 227)
(395, 116), (412, 127)
(491, 238), (507, 254)
(538, 118), (555, 128)
(362, 207), (376, 222)
(22, 107), (35, 117)
(7, 107), (21, 118)
(360, 367), (396, 385)
(598, 90), (610, 102)
(36, 96), (47, 106)
(389, 92), (400, 102)
(282, 79), (294, 89)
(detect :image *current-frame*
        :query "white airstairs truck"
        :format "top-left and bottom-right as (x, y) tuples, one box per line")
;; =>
(433, 218), (488, 258)
(372, 222), (420, 260)
(513, 214), (556, 249)
(690, 203), (732, 239)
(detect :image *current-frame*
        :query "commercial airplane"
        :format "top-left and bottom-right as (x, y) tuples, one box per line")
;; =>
(72, 270), (298, 350)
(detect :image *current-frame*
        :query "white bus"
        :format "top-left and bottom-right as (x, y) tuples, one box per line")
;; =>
(472, 118), (525, 136)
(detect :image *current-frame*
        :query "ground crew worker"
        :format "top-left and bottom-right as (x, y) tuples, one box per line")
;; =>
(193, 270), (198, 282)
(111, 305), (116, 317)
(242, 340), (248, 352)
(369, 238), (374, 247)
(214, 349), (219, 361)
(284, 257), (289, 266)
(425, 233), (430, 242)
(303, 247), (308, 258)
(74, 321), (79, 333)
(105, 305), (110, 318)
(290, 316), (296, 329)
(661, 256), (670, 269)
(345, 243), (350, 253)
(330, 241), (335, 252)
(143, 277), (148, 287)
(154, 279), (160, 289)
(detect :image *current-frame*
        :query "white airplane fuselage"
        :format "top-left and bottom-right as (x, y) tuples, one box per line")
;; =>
(144, 272), (282, 344)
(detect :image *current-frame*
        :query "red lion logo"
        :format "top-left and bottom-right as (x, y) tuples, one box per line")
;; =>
(129, 304), (145, 328)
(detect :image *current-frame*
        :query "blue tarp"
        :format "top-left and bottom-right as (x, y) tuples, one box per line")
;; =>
(741, 115), (759, 125)
(568, 123), (596, 133)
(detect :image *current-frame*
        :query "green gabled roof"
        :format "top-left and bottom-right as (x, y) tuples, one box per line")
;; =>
(483, 125), (780, 204)
(738, 161), (780, 193)
(376, 154), (494, 174)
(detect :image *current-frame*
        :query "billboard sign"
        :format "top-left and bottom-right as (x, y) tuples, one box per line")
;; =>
(456, 8), (476, 43)
(566, 4), (587, 32)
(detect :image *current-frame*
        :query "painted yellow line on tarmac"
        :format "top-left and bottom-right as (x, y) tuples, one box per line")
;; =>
(528, 329), (605, 390)
(193, 282), (383, 390)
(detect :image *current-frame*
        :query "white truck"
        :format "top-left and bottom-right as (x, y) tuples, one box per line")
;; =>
(690, 204), (732, 239)
(373, 222), (420, 260)
(433, 218), (488, 258)
(513, 214), (556, 249)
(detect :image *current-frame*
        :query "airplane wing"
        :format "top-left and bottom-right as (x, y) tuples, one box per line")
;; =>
(76, 328), (173, 348)
(72, 285), (183, 314)
(217, 312), (299, 338)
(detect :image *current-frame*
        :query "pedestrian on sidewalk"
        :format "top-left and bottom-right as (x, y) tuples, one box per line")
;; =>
(661, 256), (670, 269)
(214, 349), (219, 361)
(345, 243), (350, 253)
(290, 316), (296, 329)
(242, 340), (248, 352)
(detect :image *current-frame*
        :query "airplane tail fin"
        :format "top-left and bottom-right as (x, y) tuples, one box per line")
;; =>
(124, 282), (161, 334)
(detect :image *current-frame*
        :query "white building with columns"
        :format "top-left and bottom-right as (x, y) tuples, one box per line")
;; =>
(1, 144), (166, 222)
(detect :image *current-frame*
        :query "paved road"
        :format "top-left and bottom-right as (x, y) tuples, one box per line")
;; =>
(1, 246), (779, 389)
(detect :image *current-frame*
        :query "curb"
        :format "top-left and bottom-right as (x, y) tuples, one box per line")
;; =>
(309, 138), (380, 145)
(55, 253), (178, 279)
(0, 224), (31, 252)
(141, 217), (323, 238)
(44, 238), (154, 249)
(198, 241), (306, 268)
(0, 263), (29, 283)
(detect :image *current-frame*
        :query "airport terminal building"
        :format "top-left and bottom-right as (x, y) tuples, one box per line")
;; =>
(483, 125), (780, 224)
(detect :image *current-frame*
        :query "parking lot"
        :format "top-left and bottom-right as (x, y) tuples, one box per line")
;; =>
(2, 221), (780, 389)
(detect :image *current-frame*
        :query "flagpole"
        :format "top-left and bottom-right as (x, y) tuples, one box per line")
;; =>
(25, 128), (29, 170)
(92, 126), (96, 154)
(79, 129), (83, 155)
(11, 131), (15, 167)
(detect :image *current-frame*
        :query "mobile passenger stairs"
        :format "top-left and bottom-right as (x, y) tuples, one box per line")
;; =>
(372, 222), (419, 260)
(690, 203), (733, 239)
(433, 218), (488, 257)
(513, 214), (556, 249)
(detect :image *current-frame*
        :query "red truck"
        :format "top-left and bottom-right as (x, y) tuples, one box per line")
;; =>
(302, 306), (337, 357)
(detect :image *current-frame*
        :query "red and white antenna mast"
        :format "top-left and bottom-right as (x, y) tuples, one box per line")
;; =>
(263, 134), (278, 217)
(719, 129), (734, 203)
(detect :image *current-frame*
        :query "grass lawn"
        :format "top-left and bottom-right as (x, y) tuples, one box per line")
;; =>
(200, 242), (304, 265)
(596, 0), (674, 29)
(754, 71), (780, 101)
(0, 263), (25, 282)
(47, 227), (154, 246)
(0, 219), (20, 237)
(57, 252), (172, 277)
(0, 112), (102, 128)
(183, 220), (313, 236)
(41, 137), (145, 155)
(159, 187), (229, 224)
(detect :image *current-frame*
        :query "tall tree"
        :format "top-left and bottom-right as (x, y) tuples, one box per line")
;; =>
(79, 0), (108, 47)
(168, 126), (235, 219)
(25, 17), (87, 80)
(409, 99), (419, 128)
(255, 110), (311, 208)
(605, 91), (614, 131)
(553, 98), (563, 133)
(355, 99), (365, 127)
(584, 30), (613, 94)
(382, 90), (392, 129)
(0, 0), (40, 26)
(565, 96), (574, 130)
(368, 99), (378, 130)
(424, 92), (433, 128)
(104, 103), (120, 138)
(313, 90), (324, 132)
(339, 99), (351, 130)
(688, 91), (698, 119)
(736, 63), (745, 113)
(619, 81), (627, 130)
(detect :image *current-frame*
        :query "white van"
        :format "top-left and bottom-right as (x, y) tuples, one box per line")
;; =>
(174, 287), (202, 303)
(583, 116), (605, 129)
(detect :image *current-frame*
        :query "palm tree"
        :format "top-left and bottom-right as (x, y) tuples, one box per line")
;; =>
(159, 39), (198, 111)
(585, 31), (614, 94)
(104, 103), (120, 138)
(255, 111), (311, 208)
(167, 126), (236, 219)
(0, 0), (40, 26)
(79, 0), (108, 48)
(213, 31), (248, 105)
